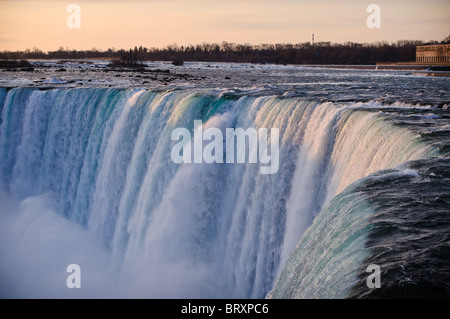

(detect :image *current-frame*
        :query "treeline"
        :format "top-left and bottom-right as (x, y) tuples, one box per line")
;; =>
(0, 40), (446, 65)
(140, 40), (426, 64)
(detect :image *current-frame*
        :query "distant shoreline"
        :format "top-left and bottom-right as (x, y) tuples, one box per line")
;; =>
(0, 41), (431, 66)
(303, 63), (450, 77)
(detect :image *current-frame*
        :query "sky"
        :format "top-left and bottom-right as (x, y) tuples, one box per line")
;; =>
(0, 0), (449, 51)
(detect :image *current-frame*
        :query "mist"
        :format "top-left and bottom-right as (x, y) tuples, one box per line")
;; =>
(0, 192), (117, 298)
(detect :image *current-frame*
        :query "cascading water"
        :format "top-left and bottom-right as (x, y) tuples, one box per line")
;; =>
(0, 87), (444, 298)
(268, 158), (450, 299)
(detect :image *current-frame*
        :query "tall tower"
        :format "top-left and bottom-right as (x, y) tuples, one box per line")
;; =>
(312, 34), (315, 46)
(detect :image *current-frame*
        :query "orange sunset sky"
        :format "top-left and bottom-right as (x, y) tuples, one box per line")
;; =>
(0, 0), (449, 51)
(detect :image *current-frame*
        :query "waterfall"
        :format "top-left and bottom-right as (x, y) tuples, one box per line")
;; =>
(0, 87), (440, 298)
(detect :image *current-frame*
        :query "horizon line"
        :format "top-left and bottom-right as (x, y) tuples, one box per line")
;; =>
(1, 38), (448, 53)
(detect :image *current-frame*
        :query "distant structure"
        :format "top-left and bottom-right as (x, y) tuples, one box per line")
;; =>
(416, 43), (450, 63)
(312, 34), (314, 47)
